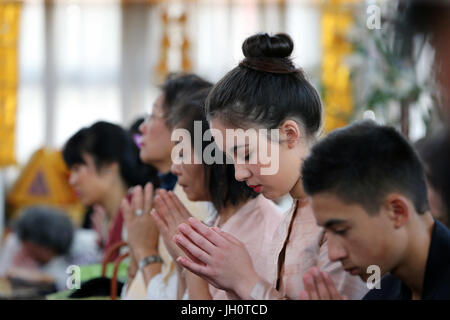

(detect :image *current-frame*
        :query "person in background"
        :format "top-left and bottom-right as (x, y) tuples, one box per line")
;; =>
(139, 73), (213, 191)
(77, 117), (156, 248)
(62, 121), (158, 262)
(128, 117), (145, 150)
(121, 73), (215, 299)
(415, 128), (450, 227)
(0, 206), (101, 291)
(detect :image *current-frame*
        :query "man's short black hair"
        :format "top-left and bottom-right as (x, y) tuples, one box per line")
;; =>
(302, 120), (429, 215)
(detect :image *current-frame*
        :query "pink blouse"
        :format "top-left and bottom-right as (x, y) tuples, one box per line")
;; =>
(250, 199), (369, 300)
(208, 195), (283, 300)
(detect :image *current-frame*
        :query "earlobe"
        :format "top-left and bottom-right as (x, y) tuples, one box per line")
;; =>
(280, 120), (300, 148)
(386, 196), (409, 228)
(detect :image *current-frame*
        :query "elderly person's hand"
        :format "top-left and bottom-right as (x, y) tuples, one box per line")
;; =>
(298, 267), (348, 300)
(173, 217), (262, 299)
(151, 189), (192, 262)
(121, 183), (159, 262)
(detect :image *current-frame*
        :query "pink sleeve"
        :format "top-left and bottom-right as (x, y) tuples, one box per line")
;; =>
(250, 279), (288, 300)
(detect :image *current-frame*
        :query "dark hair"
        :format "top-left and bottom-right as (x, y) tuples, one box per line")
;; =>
(129, 117), (145, 136)
(205, 33), (322, 138)
(172, 89), (258, 211)
(160, 73), (213, 128)
(62, 121), (158, 188)
(401, 0), (450, 36)
(415, 129), (450, 220)
(15, 206), (74, 255)
(392, 0), (450, 59)
(302, 120), (429, 215)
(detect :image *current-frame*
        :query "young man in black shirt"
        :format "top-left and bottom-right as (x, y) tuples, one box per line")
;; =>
(299, 120), (450, 300)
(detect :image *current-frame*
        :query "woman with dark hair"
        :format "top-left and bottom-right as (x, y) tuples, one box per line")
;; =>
(120, 74), (216, 298)
(171, 33), (368, 300)
(62, 121), (158, 262)
(138, 73), (213, 190)
(123, 89), (283, 299)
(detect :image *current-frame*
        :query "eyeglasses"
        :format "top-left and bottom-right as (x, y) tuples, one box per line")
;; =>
(144, 112), (166, 123)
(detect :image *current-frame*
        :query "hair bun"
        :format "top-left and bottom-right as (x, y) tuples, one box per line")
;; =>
(242, 33), (294, 59)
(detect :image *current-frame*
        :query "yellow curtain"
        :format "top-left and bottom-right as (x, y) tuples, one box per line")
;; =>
(321, 0), (358, 133)
(0, 2), (21, 167)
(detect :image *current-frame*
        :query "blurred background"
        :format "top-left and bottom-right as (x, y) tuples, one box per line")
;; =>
(0, 0), (445, 241)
